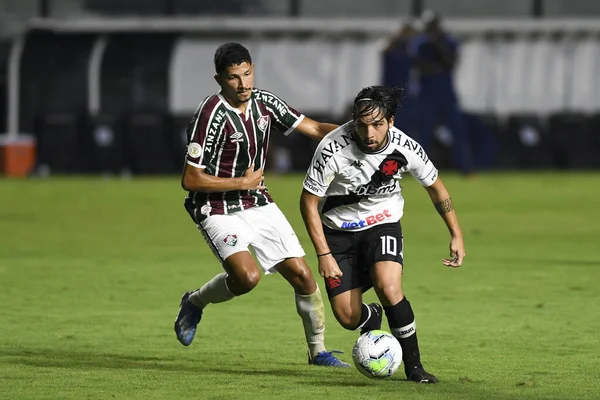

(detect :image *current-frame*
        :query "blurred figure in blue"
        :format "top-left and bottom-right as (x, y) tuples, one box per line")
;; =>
(410, 11), (474, 175)
(382, 22), (419, 136)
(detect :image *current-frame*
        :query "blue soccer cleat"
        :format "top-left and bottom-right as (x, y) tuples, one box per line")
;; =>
(174, 290), (203, 346)
(308, 351), (351, 368)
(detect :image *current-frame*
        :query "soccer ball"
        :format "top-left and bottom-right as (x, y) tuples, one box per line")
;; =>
(352, 330), (403, 378)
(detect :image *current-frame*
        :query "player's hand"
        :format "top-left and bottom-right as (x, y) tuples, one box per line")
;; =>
(318, 255), (343, 279)
(443, 236), (465, 268)
(242, 164), (265, 191)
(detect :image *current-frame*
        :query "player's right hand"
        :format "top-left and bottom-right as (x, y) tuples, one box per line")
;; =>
(242, 163), (265, 191)
(318, 255), (343, 279)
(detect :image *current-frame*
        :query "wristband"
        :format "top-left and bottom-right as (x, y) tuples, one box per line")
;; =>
(317, 252), (331, 257)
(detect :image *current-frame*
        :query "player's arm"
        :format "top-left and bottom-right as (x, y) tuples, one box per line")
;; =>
(295, 117), (338, 141)
(181, 163), (265, 192)
(424, 176), (465, 268)
(299, 189), (343, 279)
(300, 190), (331, 258)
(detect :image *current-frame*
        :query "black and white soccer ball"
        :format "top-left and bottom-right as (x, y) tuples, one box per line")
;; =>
(352, 330), (403, 378)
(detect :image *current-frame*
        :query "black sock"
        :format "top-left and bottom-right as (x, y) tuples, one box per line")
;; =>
(354, 303), (373, 331)
(384, 297), (422, 374)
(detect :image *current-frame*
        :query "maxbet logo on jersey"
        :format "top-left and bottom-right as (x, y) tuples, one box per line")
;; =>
(340, 209), (392, 229)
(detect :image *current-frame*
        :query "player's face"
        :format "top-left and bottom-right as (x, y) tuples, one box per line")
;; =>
(354, 109), (394, 151)
(215, 62), (254, 107)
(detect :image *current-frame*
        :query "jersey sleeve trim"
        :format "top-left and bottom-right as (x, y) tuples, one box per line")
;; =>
(282, 114), (305, 136)
(418, 167), (438, 187)
(186, 159), (205, 169)
(303, 176), (327, 197)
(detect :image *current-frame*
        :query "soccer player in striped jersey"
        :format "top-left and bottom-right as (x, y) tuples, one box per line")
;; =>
(300, 86), (466, 382)
(174, 42), (348, 367)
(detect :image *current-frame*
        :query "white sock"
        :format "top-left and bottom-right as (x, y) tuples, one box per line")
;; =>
(189, 272), (235, 309)
(295, 286), (327, 359)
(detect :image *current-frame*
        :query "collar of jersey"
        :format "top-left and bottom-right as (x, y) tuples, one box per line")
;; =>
(217, 91), (253, 119)
(354, 129), (391, 155)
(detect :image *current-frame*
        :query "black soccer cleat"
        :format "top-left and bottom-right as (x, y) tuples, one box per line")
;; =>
(406, 366), (439, 384)
(360, 303), (383, 335)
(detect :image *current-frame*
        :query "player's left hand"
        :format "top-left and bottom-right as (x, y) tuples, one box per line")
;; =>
(443, 236), (465, 268)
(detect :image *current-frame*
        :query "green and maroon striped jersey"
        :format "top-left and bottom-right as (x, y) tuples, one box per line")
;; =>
(184, 88), (304, 223)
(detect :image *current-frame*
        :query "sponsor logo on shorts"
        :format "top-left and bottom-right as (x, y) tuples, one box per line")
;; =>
(223, 234), (238, 246)
(340, 209), (392, 229)
(326, 277), (342, 290)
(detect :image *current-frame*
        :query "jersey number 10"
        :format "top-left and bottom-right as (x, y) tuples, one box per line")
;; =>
(380, 236), (398, 256)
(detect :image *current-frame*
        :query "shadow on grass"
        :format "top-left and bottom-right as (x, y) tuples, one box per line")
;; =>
(0, 347), (365, 384)
(2, 348), (552, 398)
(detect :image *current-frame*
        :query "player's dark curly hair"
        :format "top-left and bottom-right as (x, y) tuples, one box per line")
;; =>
(352, 86), (404, 122)
(214, 42), (252, 75)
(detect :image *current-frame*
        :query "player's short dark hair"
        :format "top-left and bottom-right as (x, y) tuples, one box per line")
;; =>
(352, 86), (404, 122)
(214, 42), (252, 75)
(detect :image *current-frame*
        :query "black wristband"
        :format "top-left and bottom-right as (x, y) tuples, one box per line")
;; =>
(317, 252), (331, 257)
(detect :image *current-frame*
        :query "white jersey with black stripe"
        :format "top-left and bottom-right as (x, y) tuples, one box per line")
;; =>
(303, 122), (438, 232)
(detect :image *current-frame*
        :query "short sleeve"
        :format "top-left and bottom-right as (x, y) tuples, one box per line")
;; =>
(403, 137), (438, 187)
(255, 89), (304, 136)
(185, 96), (224, 168)
(303, 142), (339, 197)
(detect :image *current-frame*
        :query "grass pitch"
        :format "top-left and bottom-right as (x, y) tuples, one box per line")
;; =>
(1, 172), (599, 399)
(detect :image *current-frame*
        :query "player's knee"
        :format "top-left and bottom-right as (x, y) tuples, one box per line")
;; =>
(237, 269), (261, 293)
(333, 305), (361, 330)
(293, 266), (315, 289)
(373, 283), (403, 306)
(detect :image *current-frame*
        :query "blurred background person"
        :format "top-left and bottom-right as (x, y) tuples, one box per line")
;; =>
(410, 10), (474, 176)
(381, 22), (419, 137)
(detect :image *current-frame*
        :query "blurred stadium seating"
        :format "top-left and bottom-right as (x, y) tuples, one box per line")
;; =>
(1, 0), (600, 175)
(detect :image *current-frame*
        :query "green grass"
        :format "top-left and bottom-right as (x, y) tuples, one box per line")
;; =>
(1, 172), (599, 399)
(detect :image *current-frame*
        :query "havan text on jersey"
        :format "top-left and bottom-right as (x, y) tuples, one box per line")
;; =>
(303, 123), (438, 232)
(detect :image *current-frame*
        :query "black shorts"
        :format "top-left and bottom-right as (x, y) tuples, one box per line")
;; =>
(322, 222), (404, 299)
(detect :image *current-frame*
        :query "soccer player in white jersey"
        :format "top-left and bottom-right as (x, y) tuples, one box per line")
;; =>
(300, 86), (466, 382)
(173, 42), (349, 367)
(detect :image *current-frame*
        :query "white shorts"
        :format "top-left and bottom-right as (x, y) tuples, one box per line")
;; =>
(198, 203), (305, 274)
